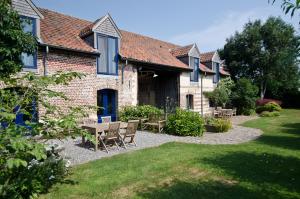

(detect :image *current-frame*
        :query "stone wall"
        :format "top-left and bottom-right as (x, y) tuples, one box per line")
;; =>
(179, 72), (214, 115)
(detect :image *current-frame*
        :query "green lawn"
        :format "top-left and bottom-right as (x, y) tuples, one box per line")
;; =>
(41, 109), (300, 199)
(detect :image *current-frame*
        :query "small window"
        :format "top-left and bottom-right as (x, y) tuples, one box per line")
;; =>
(97, 35), (118, 75)
(213, 62), (220, 83)
(190, 57), (199, 82)
(20, 16), (37, 69)
(186, 94), (194, 110)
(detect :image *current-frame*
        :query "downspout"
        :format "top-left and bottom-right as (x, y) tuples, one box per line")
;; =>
(43, 45), (49, 76)
(201, 73), (204, 116)
(122, 59), (128, 84)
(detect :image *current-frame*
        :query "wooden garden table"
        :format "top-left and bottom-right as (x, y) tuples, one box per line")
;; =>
(81, 122), (128, 151)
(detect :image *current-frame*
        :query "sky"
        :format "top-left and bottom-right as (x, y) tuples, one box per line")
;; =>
(32, 0), (299, 52)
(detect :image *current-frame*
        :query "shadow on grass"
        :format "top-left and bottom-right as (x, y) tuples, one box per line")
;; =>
(280, 123), (300, 136)
(136, 179), (284, 199)
(201, 152), (300, 192)
(256, 135), (300, 150)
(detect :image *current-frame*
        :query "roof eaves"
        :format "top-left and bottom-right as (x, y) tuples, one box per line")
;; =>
(120, 56), (192, 72)
(39, 42), (100, 56)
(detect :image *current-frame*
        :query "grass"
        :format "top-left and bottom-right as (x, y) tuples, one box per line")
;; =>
(40, 109), (300, 199)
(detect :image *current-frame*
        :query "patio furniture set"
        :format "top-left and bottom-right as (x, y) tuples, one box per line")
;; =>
(213, 107), (237, 118)
(80, 117), (139, 153)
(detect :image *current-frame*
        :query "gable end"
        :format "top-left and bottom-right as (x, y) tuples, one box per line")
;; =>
(12, 0), (43, 19)
(188, 44), (200, 58)
(93, 14), (121, 38)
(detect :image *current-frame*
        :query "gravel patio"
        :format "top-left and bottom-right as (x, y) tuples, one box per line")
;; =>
(47, 116), (262, 165)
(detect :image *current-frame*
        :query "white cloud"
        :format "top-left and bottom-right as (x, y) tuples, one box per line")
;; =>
(168, 7), (298, 52)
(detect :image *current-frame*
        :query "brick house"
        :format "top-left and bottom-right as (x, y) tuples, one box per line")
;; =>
(11, 0), (230, 122)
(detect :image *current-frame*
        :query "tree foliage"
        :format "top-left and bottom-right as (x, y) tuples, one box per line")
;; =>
(231, 78), (259, 115)
(270, 0), (300, 17)
(204, 77), (234, 107)
(220, 17), (300, 99)
(0, 1), (95, 198)
(0, 72), (95, 198)
(0, 0), (37, 78)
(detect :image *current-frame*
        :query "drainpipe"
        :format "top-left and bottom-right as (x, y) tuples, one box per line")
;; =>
(43, 45), (49, 76)
(122, 59), (128, 84)
(200, 73), (204, 116)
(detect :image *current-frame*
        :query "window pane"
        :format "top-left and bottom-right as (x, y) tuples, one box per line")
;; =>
(216, 63), (220, 82)
(21, 52), (34, 68)
(190, 57), (195, 81)
(108, 37), (117, 74)
(194, 58), (199, 81)
(213, 63), (217, 83)
(97, 36), (107, 73)
(21, 17), (34, 34)
(213, 63), (220, 83)
(186, 95), (194, 110)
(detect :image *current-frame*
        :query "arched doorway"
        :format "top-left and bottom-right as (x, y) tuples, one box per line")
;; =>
(97, 89), (117, 123)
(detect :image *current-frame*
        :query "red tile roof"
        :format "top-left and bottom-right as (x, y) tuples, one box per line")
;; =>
(200, 51), (215, 63)
(170, 44), (193, 57)
(39, 8), (97, 54)
(39, 8), (190, 70)
(220, 67), (230, 76)
(200, 63), (215, 74)
(120, 30), (189, 70)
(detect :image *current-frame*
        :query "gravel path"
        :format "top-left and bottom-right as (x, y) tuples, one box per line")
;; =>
(46, 116), (262, 165)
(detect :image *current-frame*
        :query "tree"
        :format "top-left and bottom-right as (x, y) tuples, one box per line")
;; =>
(270, 0), (300, 17)
(231, 78), (259, 115)
(220, 17), (300, 99)
(204, 77), (234, 107)
(0, 1), (94, 197)
(0, 0), (36, 78)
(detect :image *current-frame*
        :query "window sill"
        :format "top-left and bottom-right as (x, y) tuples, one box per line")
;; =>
(97, 74), (119, 80)
(22, 68), (38, 73)
(190, 81), (199, 86)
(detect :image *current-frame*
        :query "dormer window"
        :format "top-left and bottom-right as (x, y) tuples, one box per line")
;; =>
(97, 34), (118, 75)
(190, 57), (199, 82)
(213, 62), (220, 83)
(20, 16), (37, 69)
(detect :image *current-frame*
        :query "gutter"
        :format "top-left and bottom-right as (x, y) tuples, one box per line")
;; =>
(38, 43), (100, 56)
(120, 56), (193, 72)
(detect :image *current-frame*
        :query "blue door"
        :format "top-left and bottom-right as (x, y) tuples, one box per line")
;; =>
(97, 89), (117, 123)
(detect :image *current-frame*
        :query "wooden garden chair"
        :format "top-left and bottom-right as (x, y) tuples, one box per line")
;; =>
(232, 108), (237, 116)
(122, 120), (139, 146)
(101, 116), (111, 123)
(142, 114), (166, 133)
(80, 118), (97, 146)
(99, 122), (126, 153)
(222, 109), (233, 119)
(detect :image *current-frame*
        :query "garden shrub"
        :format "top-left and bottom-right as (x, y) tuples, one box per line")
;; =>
(205, 118), (232, 133)
(119, 105), (162, 121)
(260, 111), (280, 117)
(256, 102), (282, 113)
(256, 98), (282, 106)
(1, 149), (68, 198)
(231, 78), (258, 115)
(166, 109), (205, 136)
